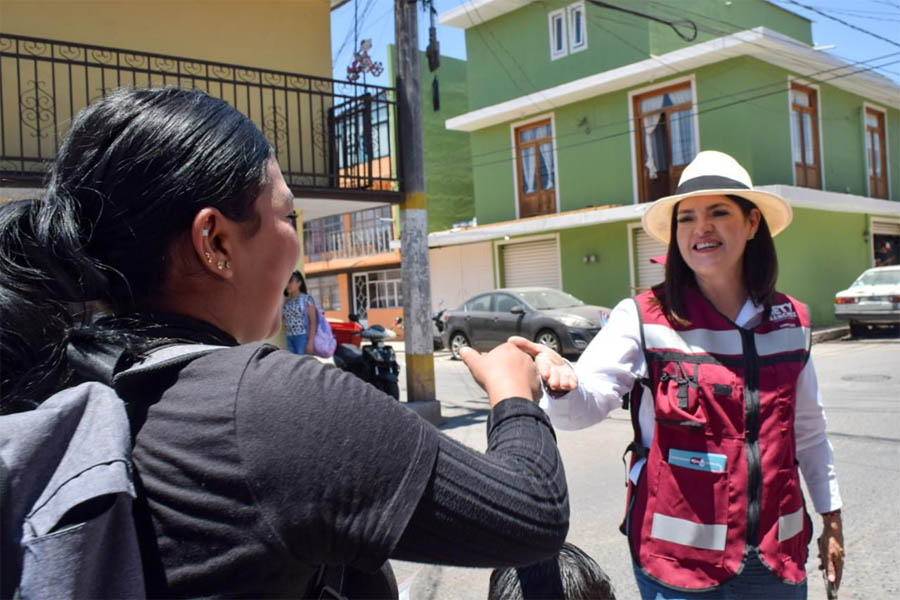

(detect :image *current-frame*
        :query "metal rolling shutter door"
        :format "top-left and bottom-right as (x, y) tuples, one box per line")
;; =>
(635, 229), (667, 289)
(872, 220), (900, 236)
(503, 238), (561, 289)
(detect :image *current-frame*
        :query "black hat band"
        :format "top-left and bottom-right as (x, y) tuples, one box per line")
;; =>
(676, 175), (749, 195)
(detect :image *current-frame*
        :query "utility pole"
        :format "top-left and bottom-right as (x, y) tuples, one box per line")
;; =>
(395, 0), (440, 422)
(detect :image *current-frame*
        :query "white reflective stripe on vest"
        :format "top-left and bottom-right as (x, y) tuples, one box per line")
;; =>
(643, 324), (743, 356)
(778, 507), (805, 542)
(650, 513), (728, 551)
(754, 327), (810, 357)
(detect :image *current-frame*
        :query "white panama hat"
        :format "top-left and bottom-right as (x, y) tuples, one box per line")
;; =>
(641, 150), (793, 244)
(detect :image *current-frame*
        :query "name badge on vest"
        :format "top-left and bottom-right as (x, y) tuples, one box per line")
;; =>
(668, 449), (727, 473)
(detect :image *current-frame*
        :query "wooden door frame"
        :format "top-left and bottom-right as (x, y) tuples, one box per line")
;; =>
(627, 75), (699, 205)
(864, 103), (890, 199)
(787, 77), (826, 189)
(509, 113), (561, 219)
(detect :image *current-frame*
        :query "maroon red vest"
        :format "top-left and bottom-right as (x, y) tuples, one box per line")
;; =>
(623, 287), (813, 590)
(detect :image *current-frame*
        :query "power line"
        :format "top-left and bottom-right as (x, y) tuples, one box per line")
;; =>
(777, 0), (900, 49)
(465, 56), (900, 171)
(455, 43), (900, 166)
(646, 0), (900, 77)
(586, 0), (697, 41)
(431, 0), (899, 166)
(459, 1), (563, 117)
(332, 0), (378, 70)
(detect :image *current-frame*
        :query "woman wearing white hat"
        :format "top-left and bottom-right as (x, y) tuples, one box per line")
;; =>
(512, 150), (843, 599)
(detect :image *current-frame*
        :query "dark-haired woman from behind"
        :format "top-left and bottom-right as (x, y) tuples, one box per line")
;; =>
(512, 151), (843, 599)
(0, 87), (568, 598)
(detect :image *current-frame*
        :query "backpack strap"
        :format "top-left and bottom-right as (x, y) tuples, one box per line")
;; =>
(66, 339), (225, 592)
(308, 565), (348, 600)
(113, 343), (225, 597)
(622, 297), (651, 471)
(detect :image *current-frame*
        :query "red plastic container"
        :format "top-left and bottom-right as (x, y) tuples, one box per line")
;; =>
(328, 318), (363, 348)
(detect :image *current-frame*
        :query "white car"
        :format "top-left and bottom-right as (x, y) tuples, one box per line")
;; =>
(834, 265), (900, 337)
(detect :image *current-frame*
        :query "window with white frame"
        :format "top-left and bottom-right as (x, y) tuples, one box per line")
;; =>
(549, 9), (567, 60)
(363, 269), (403, 309)
(568, 2), (587, 53)
(307, 275), (341, 311)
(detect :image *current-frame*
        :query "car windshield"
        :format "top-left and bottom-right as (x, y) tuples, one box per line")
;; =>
(851, 270), (900, 287)
(514, 289), (584, 310)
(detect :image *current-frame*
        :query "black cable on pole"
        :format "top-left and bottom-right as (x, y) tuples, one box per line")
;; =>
(779, 0), (900, 49)
(586, 0), (697, 41)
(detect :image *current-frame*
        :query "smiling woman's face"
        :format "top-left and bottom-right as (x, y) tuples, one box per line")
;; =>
(674, 194), (760, 281)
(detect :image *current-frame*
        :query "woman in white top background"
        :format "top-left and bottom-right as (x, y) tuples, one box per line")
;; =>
(513, 151), (843, 599)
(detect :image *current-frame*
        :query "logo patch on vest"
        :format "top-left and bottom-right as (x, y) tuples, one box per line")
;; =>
(668, 449), (727, 473)
(769, 302), (798, 323)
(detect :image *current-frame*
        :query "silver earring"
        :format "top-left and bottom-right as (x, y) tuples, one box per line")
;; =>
(204, 252), (212, 263)
(217, 260), (225, 270)
(224, 260), (231, 270)
(202, 227), (210, 237)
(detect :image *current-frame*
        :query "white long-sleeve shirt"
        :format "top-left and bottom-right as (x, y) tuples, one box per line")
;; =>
(540, 297), (842, 513)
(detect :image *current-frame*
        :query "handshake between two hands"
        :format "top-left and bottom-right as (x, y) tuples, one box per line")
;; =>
(459, 336), (579, 408)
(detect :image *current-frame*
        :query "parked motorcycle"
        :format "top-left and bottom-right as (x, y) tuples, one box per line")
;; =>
(333, 314), (401, 400)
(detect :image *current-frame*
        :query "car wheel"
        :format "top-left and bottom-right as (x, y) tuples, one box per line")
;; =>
(849, 322), (868, 338)
(535, 329), (561, 353)
(449, 332), (469, 360)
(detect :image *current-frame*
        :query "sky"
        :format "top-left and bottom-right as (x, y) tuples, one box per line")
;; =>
(330, 0), (900, 88)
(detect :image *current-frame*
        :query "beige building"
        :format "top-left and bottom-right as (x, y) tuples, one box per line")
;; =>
(0, 0), (402, 338)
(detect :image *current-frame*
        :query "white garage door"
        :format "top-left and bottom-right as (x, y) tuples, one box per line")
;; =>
(430, 242), (494, 310)
(634, 229), (667, 290)
(502, 238), (561, 289)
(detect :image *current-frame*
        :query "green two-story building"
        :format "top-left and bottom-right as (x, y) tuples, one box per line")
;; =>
(428, 0), (900, 327)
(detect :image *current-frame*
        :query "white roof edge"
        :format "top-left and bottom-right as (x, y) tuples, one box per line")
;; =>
(759, 185), (900, 216)
(440, 0), (810, 29)
(429, 204), (650, 247)
(446, 27), (900, 132)
(428, 186), (900, 248)
(439, 0), (532, 29)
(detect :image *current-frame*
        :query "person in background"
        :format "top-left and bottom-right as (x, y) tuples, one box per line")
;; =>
(488, 542), (616, 600)
(284, 270), (317, 355)
(0, 87), (569, 598)
(513, 151), (843, 599)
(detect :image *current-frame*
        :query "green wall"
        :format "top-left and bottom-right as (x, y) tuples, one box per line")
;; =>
(649, 0), (811, 56)
(389, 46), (474, 232)
(464, 0), (811, 111)
(470, 121), (515, 225)
(471, 56), (900, 226)
(464, 0), (648, 111)
(774, 207), (871, 327)
(503, 206), (874, 328)
(559, 223), (633, 308)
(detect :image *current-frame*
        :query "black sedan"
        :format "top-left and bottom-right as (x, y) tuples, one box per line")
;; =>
(440, 287), (611, 359)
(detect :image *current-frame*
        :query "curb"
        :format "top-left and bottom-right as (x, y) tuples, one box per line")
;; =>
(812, 326), (848, 344)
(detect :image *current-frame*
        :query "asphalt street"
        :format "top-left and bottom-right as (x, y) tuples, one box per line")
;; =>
(387, 332), (900, 599)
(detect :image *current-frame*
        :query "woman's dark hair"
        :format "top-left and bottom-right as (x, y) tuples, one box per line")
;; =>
(488, 542), (616, 600)
(290, 270), (308, 294)
(0, 87), (272, 413)
(660, 194), (778, 325)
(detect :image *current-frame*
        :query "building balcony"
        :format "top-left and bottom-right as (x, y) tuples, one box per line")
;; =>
(303, 223), (397, 264)
(0, 33), (401, 200)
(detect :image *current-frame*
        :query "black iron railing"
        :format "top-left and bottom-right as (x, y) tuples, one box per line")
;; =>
(0, 33), (401, 196)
